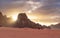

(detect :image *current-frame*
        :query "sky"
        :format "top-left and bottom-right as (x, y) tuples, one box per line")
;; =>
(0, 0), (60, 26)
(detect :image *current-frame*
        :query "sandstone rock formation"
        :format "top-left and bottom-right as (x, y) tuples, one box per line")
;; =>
(15, 13), (42, 29)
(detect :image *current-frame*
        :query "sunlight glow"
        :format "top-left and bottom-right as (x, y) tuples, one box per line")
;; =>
(12, 15), (18, 21)
(12, 16), (17, 21)
(8, 11), (19, 21)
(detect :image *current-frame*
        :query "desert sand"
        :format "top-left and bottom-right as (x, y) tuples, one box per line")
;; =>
(0, 27), (60, 38)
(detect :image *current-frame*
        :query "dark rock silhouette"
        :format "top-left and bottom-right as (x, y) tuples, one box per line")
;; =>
(0, 12), (8, 27)
(0, 12), (5, 26)
(14, 13), (43, 29)
(15, 13), (29, 28)
(0, 12), (51, 29)
(42, 25), (51, 29)
(50, 23), (60, 29)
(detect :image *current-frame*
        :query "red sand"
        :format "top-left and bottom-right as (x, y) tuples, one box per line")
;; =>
(0, 27), (60, 38)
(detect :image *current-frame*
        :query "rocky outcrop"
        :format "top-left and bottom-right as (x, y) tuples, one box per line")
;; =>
(0, 12), (8, 27)
(15, 13), (42, 29)
(0, 12), (5, 26)
(0, 12), (50, 29)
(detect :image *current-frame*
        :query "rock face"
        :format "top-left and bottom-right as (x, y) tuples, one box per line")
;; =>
(15, 13), (29, 27)
(0, 12), (51, 29)
(50, 23), (60, 29)
(0, 12), (4, 26)
(15, 13), (42, 29)
(0, 12), (7, 26)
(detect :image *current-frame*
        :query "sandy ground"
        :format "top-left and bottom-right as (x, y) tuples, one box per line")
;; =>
(0, 27), (60, 38)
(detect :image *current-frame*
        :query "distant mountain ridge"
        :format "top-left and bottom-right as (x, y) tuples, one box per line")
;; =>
(0, 12), (52, 29)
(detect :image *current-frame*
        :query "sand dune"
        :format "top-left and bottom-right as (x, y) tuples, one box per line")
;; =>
(0, 27), (60, 38)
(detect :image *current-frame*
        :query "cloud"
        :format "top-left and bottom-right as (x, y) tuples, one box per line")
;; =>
(26, 1), (42, 13)
(0, 0), (42, 13)
(33, 0), (60, 15)
(0, 0), (60, 24)
(28, 0), (60, 23)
